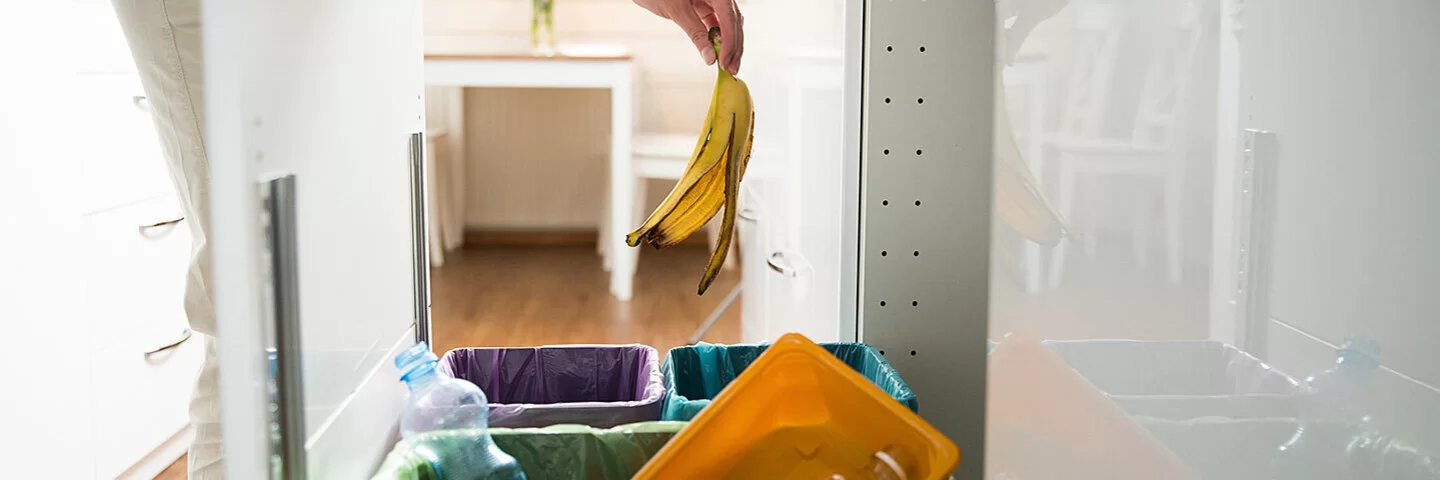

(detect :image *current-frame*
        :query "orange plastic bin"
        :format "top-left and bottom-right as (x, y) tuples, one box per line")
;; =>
(635, 333), (960, 479)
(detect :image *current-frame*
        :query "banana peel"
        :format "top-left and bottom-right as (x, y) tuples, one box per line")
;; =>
(994, 89), (1068, 248)
(626, 27), (754, 295)
(628, 30), (1061, 296)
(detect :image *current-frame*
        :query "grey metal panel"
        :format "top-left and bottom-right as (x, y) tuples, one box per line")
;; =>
(859, 0), (995, 477)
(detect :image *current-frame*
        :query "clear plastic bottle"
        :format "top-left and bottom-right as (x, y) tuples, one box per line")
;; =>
(1271, 334), (1382, 480)
(396, 342), (526, 480)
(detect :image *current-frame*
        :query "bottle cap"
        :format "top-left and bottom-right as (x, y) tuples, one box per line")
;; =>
(1338, 334), (1381, 367)
(395, 341), (439, 375)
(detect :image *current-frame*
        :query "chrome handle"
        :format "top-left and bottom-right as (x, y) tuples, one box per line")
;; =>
(132, 95), (150, 112)
(767, 250), (814, 278)
(137, 216), (185, 237)
(409, 132), (432, 345)
(262, 174), (308, 478)
(143, 328), (193, 359)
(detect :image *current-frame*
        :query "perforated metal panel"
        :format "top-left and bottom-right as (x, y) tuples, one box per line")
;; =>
(849, 0), (995, 476)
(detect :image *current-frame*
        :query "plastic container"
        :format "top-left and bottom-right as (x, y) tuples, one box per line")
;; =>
(988, 332), (1202, 479)
(394, 342), (525, 479)
(660, 340), (917, 421)
(1272, 334), (1384, 480)
(1135, 416), (1440, 480)
(634, 333), (958, 480)
(1042, 339), (1299, 419)
(436, 344), (664, 428)
(370, 421), (687, 480)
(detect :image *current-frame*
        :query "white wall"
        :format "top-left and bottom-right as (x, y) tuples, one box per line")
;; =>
(1242, 0), (1440, 454)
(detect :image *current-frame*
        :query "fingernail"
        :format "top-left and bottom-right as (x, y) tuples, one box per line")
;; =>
(703, 49), (716, 65)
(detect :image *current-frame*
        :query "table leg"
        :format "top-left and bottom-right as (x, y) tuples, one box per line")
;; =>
(609, 79), (636, 301)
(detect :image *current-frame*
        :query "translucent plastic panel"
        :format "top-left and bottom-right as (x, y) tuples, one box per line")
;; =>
(986, 0), (1440, 478)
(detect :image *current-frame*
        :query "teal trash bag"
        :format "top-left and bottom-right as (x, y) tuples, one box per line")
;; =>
(371, 421), (687, 480)
(660, 341), (918, 421)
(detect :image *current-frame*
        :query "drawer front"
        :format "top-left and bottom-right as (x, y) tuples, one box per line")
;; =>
(84, 195), (191, 353)
(73, 72), (176, 213)
(90, 330), (203, 480)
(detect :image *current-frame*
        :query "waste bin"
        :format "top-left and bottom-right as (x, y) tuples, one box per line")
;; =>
(370, 421), (688, 480)
(636, 333), (958, 479)
(1043, 339), (1299, 420)
(660, 340), (917, 421)
(437, 344), (665, 428)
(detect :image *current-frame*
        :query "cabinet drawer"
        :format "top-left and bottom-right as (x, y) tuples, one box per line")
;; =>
(90, 330), (203, 480)
(84, 194), (191, 353)
(73, 73), (176, 213)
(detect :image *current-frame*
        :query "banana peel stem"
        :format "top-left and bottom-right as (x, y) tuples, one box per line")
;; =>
(697, 112), (747, 295)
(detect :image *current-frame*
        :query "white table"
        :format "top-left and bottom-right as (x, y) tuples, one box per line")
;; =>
(423, 46), (638, 300)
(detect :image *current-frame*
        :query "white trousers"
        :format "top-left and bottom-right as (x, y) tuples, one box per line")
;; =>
(110, 0), (223, 478)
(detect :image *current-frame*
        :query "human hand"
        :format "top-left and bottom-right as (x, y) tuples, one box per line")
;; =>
(633, 0), (744, 74)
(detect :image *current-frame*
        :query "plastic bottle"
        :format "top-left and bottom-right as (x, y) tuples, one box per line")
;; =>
(1270, 334), (1382, 480)
(396, 342), (526, 480)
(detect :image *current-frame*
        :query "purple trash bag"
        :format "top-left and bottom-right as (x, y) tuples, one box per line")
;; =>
(436, 344), (665, 429)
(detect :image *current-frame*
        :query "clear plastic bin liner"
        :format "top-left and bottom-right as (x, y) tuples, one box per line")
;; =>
(660, 341), (917, 421)
(1135, 416), (1440, 480)
(437, 344), (665, 428)
(1043, 339), (1300, 419)
(370, 422), (687, 480)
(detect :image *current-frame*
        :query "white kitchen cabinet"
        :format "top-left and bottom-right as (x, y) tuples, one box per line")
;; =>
(0, 1), (203, 477)
(737, 50), (846, 344)
(83, 193), (201, 480)
(4, 75), (201, 480)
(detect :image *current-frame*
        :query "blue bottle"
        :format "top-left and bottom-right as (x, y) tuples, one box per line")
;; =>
(1271, 334), (1382, 480)
(396, 342), (526, 480)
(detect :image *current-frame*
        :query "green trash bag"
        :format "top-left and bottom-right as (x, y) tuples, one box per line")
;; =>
(660, 341), (918, 421)
(371, 421), (687, 480)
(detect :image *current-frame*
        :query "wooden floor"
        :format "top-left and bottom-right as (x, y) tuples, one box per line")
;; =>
(154, 456), (185, 480)
(430, 245), (742, 357)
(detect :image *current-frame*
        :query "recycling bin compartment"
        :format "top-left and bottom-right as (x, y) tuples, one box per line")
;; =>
(370, 421), (687, 480)
(437, 344), (665, 428)
(1042, 339), (1299, 420)
(660, 340), (917, 421)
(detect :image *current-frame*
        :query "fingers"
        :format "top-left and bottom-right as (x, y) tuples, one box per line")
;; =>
(671, 9), (717, 66)
(705, 0), (743, 74)
(692, 2), (719, 28)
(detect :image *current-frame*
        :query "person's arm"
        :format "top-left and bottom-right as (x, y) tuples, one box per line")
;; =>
(633, 0), (745, 74)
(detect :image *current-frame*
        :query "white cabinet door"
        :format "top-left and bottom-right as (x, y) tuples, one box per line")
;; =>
(83, 194), (201, 479)
(72, 73), (176, 214)
(203, 1), (427, 478)
(739, 51), (846, 344)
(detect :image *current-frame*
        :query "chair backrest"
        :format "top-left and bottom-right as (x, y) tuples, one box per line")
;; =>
(1056, 3), (1125, 139)
(1128, 3), (1204, 150)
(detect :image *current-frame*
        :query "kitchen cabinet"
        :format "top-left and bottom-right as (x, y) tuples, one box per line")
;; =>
(0, 1), (203, 477)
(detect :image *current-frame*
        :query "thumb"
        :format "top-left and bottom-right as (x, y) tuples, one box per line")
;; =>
(672, 11), (717, 66)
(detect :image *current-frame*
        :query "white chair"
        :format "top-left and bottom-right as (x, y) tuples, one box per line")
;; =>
(1045, 6), (1202, 287)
